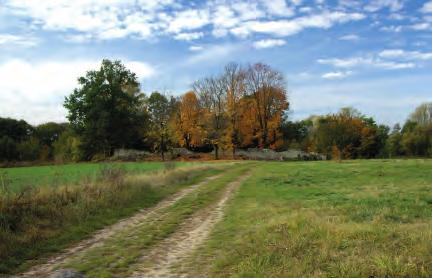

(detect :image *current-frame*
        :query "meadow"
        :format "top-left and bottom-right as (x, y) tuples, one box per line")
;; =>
(187, 159), (432, 277)
(0, 161), (196, 192)
(3, 159), (432, 277)
(0, 161), (227, 273)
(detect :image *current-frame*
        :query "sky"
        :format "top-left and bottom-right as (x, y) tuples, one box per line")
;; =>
(0, 0), (431, 126)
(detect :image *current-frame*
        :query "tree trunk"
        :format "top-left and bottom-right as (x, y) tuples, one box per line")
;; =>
(232, 147), (236, 159)
(214, 144), (219, 160)
(160, 135), (165, 161)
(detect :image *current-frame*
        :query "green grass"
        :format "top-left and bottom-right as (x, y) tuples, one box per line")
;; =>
(0, 162), (194, 192)
(187, 159), (432, 277)
(0, 164), (225, 274)
(61, 163), (251, 277)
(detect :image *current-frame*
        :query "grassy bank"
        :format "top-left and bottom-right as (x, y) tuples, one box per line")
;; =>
(0, 164), (224, 274)
(0, 161), (197, 192)
(187, 159), (432, 277)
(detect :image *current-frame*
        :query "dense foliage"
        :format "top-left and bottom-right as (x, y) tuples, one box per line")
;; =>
(1, 59), (431, 162)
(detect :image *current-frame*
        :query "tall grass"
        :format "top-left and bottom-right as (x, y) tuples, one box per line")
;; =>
(0, 164), (221, 274)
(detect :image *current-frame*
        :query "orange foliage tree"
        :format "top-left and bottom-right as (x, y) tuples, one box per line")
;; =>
(173, 91), (204, 149)
(245, 63), (289, 149)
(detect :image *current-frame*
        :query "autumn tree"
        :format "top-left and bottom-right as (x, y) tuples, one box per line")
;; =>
(173, 91), (204, 150)
(310, 108), (389, 159)
(237, 96), (260, 148)
(193, 77), (227, 159)
(220, 63), (245, 157)
(244, 63), (288, 149)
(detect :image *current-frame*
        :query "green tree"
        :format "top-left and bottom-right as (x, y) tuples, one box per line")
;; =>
(0, 136), (17, 161)
(17, 137), (40, 161)
(385, 124), (403, 157)
(0, 117), (33, 142)
(35, 122), (68, 147)
(53, 129), (82, 162)
(409, 102), (432, 126)
(64, 59), (147, 160)
(35, 122), (68, 160)
(147, 92), (174, 160)
(0, 117), (34, 161)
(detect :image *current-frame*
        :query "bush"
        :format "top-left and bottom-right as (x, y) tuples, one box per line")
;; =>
(53, 131), (82, 162)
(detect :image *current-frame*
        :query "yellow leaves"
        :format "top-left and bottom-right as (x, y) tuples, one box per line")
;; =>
(174, 91), (205, 148)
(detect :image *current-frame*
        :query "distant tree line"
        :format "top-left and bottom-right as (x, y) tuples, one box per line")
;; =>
(0, 60), (431, 163)
(282, 104), (432, 159)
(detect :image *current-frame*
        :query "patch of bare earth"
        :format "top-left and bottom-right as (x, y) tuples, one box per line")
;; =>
(128, 172), (251, 278)
(16, 174), (222, 278)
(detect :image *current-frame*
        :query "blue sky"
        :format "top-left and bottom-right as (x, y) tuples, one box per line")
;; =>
(0, 0), (431, 126)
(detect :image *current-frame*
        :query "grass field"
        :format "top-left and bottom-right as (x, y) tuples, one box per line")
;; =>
(5, 159), (432, 277)
(0, 162), (227, 274)
(0, 161), (194, 192)
(187, 159), (432, 277)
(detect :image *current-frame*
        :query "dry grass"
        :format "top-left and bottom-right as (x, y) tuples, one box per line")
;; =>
(0, 163), (224, 274)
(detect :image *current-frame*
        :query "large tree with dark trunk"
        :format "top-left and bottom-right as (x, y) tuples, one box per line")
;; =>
(64, 59), (147, 159)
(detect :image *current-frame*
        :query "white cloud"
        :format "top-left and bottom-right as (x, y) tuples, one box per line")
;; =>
(166, 9), (210, 33)
(189, 45), (204, 51)
(379, 49), (432, 60)
(410, 22), (431, 31)
(4, 0), (173, 40)
(260, 0), (295, 17)
(186, 43), (244, 65)
(3, 1), (366, 42)
(339, 34), (360, 41)
(318, 56), (416, 70)
(230, 11), (365, 37)
(318, 57), (371, 68)
(380, 25), (403, 32)
(174, 32), (204, 41)
(0, 59), (156, 124)
(322, 71), (353, 79)
(364, 0), (403, 12)
(0, 33), (39, 47)
(253, 39), (286, 49)
(421, 1), (432, 13)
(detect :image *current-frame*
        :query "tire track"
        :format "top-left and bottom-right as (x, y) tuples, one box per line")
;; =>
(17, 173), (223, 278)
(129, 172), (251, 278)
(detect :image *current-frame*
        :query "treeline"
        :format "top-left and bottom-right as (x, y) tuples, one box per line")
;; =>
(283, 104), (432, 159)
(62, 60), (288, 160)
(0, 60), (431, 163)
(0, 119), (68, 162)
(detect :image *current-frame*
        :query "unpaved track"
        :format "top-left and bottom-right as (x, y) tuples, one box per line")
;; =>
(129, 172), (251, 278)
(17, 174), (222, 278)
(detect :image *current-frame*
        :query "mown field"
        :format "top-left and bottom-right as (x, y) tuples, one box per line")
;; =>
(0, 161), (196, 192)
(187, 159), (432, 277)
